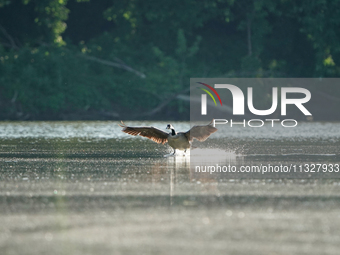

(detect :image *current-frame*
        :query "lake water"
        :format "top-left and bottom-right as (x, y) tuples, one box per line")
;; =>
(0, 121), (340, 255)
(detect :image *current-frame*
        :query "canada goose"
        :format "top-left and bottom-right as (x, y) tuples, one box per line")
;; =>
(119, 120), (217, 156)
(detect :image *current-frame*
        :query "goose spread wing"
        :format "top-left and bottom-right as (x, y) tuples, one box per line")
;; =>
(119, 121), (168, 144)
(183, 120), (217, 142)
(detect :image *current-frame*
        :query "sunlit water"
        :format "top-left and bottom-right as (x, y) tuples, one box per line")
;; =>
(0, 121), (340, 255)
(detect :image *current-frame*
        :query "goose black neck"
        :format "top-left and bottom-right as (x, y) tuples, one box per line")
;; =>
(171, 129), (176, 136)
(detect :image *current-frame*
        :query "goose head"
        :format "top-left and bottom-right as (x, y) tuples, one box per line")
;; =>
(166, 124), (174, 130)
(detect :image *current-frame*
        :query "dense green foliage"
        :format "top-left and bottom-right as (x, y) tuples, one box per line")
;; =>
(1, 0), (340, 120)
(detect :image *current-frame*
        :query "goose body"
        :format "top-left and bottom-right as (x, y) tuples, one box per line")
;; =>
(119, 120), (217, 156)
(167, 131), (191, 151)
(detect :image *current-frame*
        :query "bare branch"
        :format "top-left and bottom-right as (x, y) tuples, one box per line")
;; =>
(79, 54), (146, 78)
(139, 88), (190, 117)
(247, 16), (252, 56)
(11, 90), (18, 103)
(0, 25), (19, 50)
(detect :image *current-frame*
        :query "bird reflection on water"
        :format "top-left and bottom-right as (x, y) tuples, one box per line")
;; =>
(165, 148), (239, 206)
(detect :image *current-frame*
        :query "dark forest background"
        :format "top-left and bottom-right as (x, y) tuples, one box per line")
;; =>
(1, 0), (340, 120)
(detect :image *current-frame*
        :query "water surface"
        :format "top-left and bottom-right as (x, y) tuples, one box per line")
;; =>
(0, 121), (340, 255)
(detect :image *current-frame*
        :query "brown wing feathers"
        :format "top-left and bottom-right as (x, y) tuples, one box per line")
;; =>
(119, 121), (168, 144)
(184, 120), (217, 142)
